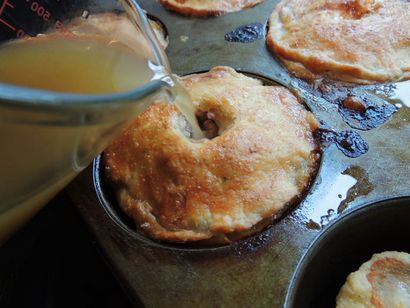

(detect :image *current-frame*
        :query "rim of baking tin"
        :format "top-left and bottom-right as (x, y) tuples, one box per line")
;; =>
(283, 195), (410, 308)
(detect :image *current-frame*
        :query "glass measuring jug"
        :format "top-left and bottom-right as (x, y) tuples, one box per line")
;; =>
(0, 0), (172, 244)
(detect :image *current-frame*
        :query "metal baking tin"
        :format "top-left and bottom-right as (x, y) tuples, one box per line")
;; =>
(285, 197), (410, 308)
(67, 0), (410, 307)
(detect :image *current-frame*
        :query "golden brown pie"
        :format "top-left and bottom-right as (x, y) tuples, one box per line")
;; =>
(267, 0), (410, 84)
(159, 0), (264, 16)
(104, 66), (320, 243)
(337, 251), (410, 307)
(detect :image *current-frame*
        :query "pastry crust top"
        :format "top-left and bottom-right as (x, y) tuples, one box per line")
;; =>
(337, 251), (410, 307)
(159, 0), (264, 16)
(267, 0), (410, 84)
(104, 67), (319, 243)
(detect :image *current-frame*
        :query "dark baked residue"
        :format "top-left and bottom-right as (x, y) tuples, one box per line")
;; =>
(225, 23), (264, 43)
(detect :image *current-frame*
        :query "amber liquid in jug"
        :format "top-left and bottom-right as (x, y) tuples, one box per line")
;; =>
(0, 33), (201, 244)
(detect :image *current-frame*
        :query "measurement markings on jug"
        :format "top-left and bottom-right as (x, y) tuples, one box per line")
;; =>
(0, 0), (64, 38)
(0, 0), (16, 31)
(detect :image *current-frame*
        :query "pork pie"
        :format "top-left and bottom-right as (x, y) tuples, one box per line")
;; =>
(159, 0), (263, 16)
(104, 66), (320, 243)
(337, 251), (410, 307)
(267, 0), (410, 84)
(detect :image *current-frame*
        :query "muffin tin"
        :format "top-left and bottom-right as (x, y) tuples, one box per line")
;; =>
(285, 197), (410, 308)
(67, 0), (410, 307)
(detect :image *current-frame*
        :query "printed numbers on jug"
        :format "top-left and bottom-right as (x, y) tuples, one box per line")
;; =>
(0, 0), (54, 38)
(26, 0), (51, 21)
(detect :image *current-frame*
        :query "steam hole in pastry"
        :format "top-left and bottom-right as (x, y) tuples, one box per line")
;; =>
(196, 110), (219, 139)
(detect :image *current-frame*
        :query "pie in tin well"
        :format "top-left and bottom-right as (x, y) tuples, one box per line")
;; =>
(159, 0), (264, 16)
(104, 67), (320, 243)
(267, 0), (410, 84)
(337, 251), (410, 307)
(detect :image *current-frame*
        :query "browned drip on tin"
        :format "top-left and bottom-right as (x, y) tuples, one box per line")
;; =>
(298, 78), (399, 131)
(315, 128), (369, 158)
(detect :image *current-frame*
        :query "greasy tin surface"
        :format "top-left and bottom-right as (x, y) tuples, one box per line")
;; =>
(67, 0), (410, 307)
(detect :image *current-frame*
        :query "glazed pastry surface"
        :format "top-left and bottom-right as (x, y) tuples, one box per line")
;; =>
(159, 0), (263, 16)
(337, 251), (410, 307)
(267, 0), (410, 84)
(105, 67), (319, 243)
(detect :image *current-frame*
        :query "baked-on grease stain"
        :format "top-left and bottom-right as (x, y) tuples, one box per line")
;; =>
(315, 129), (369, 158)
(339, 95), (398, 130)
(315, 81), (398, 130)
(225, 23), (264, 43)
